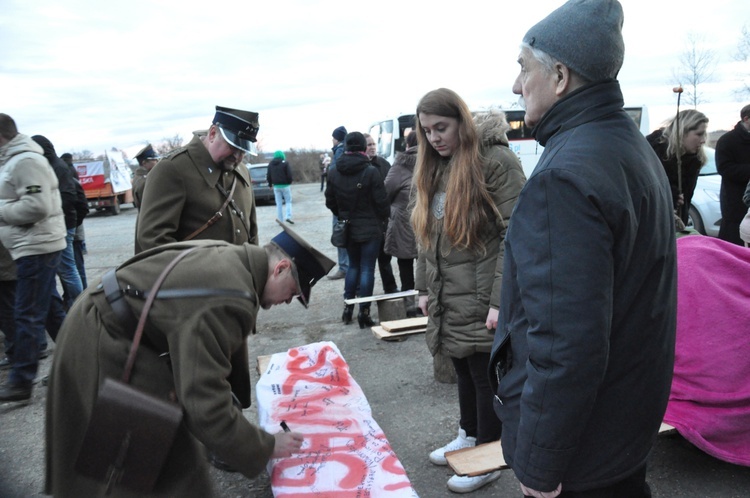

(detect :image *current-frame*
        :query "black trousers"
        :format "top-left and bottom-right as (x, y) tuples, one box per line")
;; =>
(396, 258), (415, 291)
(451, 352), (502, 445)
(377, 239), (398, 294)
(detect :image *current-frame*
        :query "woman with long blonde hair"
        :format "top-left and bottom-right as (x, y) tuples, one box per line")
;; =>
(412, 88), (525, 494)
(646, 109), (708, 225)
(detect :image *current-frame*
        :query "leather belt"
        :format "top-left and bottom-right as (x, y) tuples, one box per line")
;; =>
(101, 268), (138, 334)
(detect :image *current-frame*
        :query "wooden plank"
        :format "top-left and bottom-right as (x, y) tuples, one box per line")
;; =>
(659, 422), (677, 435)
(444, 424), (677, 477)
(371, 325), (426, 341)
(446, 440), (508, 476)
(380, 316), (428, 332)
(344, 289), (418, 305)
(257, 354), (272, 375)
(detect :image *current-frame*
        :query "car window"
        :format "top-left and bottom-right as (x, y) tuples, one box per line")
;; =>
(248, 165), (268, 181)
(701, 146), (717, 175)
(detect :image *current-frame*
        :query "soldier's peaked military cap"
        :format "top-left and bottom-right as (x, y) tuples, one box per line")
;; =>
(213, 106), (260, 154)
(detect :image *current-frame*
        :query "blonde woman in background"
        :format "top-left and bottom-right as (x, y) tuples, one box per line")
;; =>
(646, 109), (709, 226)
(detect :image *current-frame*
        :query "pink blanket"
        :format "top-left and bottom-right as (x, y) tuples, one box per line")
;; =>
(663, 236), (750, 466)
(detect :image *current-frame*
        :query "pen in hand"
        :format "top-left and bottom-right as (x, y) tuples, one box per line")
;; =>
(280, 420), (291, 433)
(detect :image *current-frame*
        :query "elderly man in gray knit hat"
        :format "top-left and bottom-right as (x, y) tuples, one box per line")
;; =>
(489, 1), (677, 497)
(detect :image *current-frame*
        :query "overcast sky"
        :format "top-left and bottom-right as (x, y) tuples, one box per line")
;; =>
(2, 0), (748, 158)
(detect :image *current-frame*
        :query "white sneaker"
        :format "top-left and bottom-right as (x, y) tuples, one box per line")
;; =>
(447, 471), (502, 493)
(429, 427), (476, 465)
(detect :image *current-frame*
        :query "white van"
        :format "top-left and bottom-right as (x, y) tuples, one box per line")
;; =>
(368, 106), (650, 179)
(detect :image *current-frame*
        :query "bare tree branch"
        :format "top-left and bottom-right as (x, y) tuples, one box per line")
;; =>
(673, 33), (717, 108)
(156, 134), (184, 156)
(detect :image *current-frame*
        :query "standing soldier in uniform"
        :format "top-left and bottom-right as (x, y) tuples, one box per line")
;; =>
(135, 106), (260, 253)
(131, 143), (159, 210)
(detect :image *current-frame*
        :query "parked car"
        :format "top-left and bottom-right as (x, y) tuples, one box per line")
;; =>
(247, 163), (274, 204)
(687, 146), (722, 237)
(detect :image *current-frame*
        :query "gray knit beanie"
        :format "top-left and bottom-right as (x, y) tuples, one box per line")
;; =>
(523, 0), (624, 82)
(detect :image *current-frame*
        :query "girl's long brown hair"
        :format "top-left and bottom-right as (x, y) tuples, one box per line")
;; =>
(411, 88), (496, 253)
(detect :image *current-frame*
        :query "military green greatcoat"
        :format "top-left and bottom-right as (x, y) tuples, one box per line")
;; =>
(134, 135), (258, 254)
(131, 164), (148, 210)
(45, 240), (275, 497)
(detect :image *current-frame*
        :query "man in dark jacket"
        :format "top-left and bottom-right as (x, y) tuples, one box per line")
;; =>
(266, 150), (294, 224)
(61, 152), (89, 291)
(32, 135), (87, 310)
(717, 104), (750, 245)
(327, 126), (349, 279)
(489, 1), (677, 497)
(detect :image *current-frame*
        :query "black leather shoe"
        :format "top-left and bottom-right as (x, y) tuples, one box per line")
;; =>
(0, 383), (32, 402)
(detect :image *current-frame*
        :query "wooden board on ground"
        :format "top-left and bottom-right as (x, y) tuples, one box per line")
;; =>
(344, 289), (418, 305)
(659, 422), (677, 435)
(380, 316), (428, 332)
(446, 440), (508, 476)
(257, 354), (272, 375)
(371, 325), (426, 341)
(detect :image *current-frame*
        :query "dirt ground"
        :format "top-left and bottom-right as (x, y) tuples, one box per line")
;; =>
(1, 182), (749, 497)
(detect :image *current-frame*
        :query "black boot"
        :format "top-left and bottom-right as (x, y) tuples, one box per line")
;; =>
(357, 307), (375, 329)
(342, 304), (354, 324)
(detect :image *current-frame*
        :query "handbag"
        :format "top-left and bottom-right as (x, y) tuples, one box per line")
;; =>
(330, 168), (368, 248)
(331, 219), (349, 248)
(74, 247), (198, 494)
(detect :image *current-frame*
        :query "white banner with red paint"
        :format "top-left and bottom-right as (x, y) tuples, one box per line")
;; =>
(257, 341), (419, 498)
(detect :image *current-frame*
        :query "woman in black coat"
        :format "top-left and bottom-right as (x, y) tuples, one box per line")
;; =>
(646, 109), (708, 226)
(325, 132), (389, 327)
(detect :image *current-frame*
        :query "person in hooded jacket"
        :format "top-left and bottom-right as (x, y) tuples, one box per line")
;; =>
(32, 135), (88, 309)
(383, 130), (419, 313)
(0, 115), (67, 402)
(266, 150), (294, 224)
(646, 109), (708, 226)
(327, 126), (349, 280)
(61, 152), (89, 289)
(412, 89), (525, 494)
(325, 132), (389, 328)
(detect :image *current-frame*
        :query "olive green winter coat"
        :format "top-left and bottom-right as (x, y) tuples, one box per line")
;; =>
(46, 240), (274, 497)
(134, 135), (258, 254)
(416, 113), (526, 359)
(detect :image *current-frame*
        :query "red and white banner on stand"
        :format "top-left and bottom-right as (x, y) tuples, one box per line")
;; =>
(257, 341), (419, 497)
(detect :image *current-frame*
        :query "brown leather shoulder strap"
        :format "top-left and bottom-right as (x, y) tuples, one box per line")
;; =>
(183, 176), (237, 242)
(122, 246), (200, 383)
